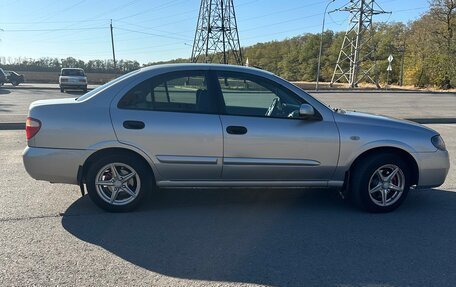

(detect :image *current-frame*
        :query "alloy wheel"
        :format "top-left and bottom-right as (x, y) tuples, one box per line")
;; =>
(368, 164), (405, 207)
(95, 163), (141, 206)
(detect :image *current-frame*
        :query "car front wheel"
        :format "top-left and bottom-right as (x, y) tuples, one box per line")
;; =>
(351, 153), (411, 213)
(86, 154), (152, 212)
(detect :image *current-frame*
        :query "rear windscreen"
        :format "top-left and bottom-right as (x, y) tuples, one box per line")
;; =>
(62, 69), (84, 76)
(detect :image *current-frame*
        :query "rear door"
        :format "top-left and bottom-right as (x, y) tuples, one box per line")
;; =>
(111, 70), (223, 181)
(215, 71), (339, 181)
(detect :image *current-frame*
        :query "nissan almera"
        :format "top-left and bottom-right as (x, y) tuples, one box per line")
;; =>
(23, 64), (450, 212)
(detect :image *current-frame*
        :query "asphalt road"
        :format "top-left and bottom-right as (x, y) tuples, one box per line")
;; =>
(0, 86), (455, 124)
(309, 90), (456, 121)
(0, 88), (79, 123)
(0, 124), (455, 286)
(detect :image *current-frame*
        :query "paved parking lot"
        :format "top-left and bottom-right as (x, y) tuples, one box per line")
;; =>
(0, 87), (455, 286)
(0, 124), (455, 286)
(310, 90), (456, 121)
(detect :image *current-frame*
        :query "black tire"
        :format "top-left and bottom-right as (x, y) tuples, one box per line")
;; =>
(83, 88), (87, 93)
(86, 153), (152, 212)
(12, 81), (19, 86)
(351, 153), (411, 213)
(60, 88), (64, 93)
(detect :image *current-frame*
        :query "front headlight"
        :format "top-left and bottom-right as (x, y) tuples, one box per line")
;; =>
(431, 135), (446, 151)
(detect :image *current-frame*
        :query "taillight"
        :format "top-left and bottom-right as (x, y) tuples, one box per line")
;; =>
(26, 117), (41, 140)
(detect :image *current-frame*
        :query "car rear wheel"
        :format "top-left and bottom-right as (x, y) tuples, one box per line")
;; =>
(351, 153), (411, 213)
(60, 88), (64, 93)
(86, 154), (152, 212)
(12, 81), (19, 86)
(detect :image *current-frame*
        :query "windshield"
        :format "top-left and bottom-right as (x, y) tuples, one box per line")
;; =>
(76, 69), (141, 102)
(62, 69), (85, 76)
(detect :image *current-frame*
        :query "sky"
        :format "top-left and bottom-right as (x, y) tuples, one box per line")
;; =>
(0, 0), (430, 64)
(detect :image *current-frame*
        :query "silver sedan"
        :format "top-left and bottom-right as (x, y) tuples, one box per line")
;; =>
(23, 64), (450, 212)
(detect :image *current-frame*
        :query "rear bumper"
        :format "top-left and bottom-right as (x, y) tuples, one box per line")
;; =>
(414, 150), (450, 188)
(23, 146), (89, 185)
(60, 83), (87, 89)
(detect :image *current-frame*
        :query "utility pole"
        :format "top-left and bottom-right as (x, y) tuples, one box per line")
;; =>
(398, 46), (405, 86)
(330, 0), (390, 88)
(191, 0), (243, 65)
(316, 0), (335, 91)
(110, 19), (116, 71)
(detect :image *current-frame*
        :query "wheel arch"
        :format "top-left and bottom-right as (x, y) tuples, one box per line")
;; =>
(81, 147), (157, 185)
(349, 146), (419, 186)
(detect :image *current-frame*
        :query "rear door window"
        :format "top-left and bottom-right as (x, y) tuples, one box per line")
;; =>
(118, 71), (218, 114)
(62, 69), (85, 76)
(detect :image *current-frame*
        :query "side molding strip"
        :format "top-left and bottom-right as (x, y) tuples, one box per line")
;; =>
(223, 157), (320, 166)
(156, 155), (218, 165)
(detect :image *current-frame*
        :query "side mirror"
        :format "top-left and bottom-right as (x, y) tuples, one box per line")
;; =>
(299, 104), (315, 118)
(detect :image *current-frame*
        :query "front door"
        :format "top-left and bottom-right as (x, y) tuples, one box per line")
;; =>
(215, 71), (339, 181)
(111, 70), (223, 181)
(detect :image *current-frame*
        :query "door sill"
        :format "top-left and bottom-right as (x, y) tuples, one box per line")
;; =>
(157, 180), (343, 188)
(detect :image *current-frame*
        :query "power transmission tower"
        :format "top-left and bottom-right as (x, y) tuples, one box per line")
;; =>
(330, 0), (389, 88)
(191, 0), (243, 65)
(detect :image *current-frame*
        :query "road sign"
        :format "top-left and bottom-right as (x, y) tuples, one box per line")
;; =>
(387, 63), (392, 71)
(388, 54), (394, 62)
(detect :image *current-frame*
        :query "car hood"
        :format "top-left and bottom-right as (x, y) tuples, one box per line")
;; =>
(335, 110), (438, 135)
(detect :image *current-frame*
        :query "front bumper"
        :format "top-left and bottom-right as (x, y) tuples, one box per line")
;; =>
(414, 150), (450, 188)
(23, 146), (89, 185)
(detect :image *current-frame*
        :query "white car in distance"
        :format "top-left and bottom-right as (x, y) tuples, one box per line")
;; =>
(59, 68), (87, 93)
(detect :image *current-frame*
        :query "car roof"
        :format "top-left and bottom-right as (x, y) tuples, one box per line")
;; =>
(138, 63), (274, 76)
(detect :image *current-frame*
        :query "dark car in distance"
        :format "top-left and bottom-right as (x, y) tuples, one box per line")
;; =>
(0, 68), (7, 86)
(5, 71), (25, 86)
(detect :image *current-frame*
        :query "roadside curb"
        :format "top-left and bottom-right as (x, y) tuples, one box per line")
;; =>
(0, 123), (25, 130)
(4, 87), (59, 90)
(1, 85), (97, 91)
(406, 118), (456, 124)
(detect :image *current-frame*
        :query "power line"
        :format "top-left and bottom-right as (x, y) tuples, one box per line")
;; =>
(0, 19), (109, 25)
(242, 23), (322, 41)
(241, 12), (324, 33)
(242, 1), (323, 22)
(2, 27), (106, 32)
(33, 0), (146, 44)
(34, 0), (88, 24)
(114, 27), (191, 41)
(115, 0), (185, 21)
(115, 19), (190, 38)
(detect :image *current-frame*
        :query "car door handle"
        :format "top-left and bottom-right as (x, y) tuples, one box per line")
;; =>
(123, 120), (145, 130)
(226, 126), (247, 135)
